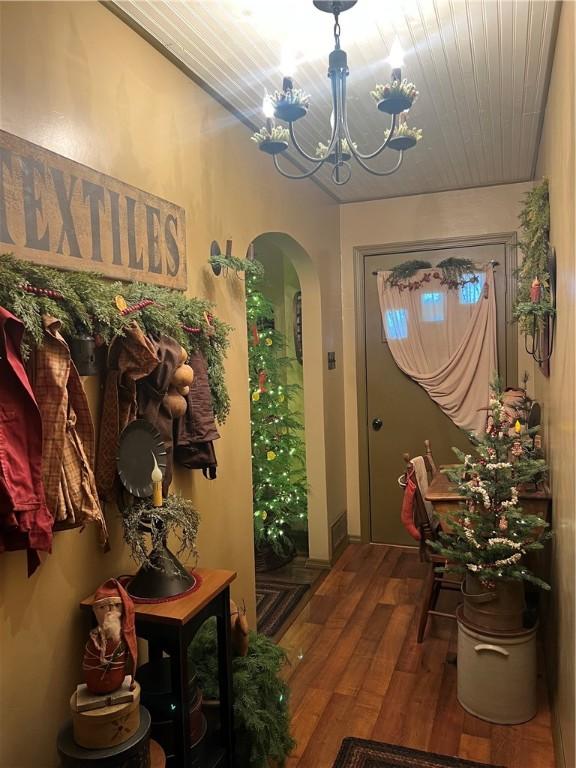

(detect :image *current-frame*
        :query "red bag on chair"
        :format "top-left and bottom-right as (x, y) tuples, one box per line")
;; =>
(400, 465), (421, 541)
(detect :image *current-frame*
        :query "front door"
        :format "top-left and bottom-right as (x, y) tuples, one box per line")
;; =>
(365, 244), (509, 545)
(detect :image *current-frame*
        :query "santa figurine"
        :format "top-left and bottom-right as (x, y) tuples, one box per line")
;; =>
(82, 579), (137, 695)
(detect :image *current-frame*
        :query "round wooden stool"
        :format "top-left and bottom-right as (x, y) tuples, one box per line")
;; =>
(57, 707), (150, 767)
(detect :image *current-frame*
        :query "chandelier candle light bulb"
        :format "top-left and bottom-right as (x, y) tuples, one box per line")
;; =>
(151, 454), (163, 508)
(280, 44), (297, 90)
(387, 38), (405, 80)
(263, 94), (275, 133)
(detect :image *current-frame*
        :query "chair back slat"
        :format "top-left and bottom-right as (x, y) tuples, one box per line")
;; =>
(423, 439), (438, 479)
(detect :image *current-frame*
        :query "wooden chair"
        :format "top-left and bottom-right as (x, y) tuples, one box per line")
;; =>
(400, 443), (460, 643)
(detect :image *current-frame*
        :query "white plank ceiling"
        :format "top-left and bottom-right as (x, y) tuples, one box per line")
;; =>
(111, 0), (559, 203)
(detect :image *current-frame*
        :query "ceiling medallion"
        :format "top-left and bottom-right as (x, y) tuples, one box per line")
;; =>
(251, 0), (422, 185)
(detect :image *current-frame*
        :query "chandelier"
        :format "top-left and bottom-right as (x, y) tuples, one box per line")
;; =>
(250, 0), (422, 186)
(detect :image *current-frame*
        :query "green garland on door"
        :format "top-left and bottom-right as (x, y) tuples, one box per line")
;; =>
(0, 253), (231, 422)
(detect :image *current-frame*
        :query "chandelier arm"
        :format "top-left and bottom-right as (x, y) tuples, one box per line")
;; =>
(345, 114), (398, 160)
(340, 76), (399, 160)
(272, 153), (330, 180)
(349, 150), (405, 176)
(288, 123), (327, 164)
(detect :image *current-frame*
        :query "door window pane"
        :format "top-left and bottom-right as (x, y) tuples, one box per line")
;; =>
(385, 308), (408, 340)
(421, 292), (444, 322)
(459, 273), (485, 304)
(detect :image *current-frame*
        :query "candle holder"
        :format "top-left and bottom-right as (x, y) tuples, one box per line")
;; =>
(121, 500), (200, 601)
(117, 419), (199, 600)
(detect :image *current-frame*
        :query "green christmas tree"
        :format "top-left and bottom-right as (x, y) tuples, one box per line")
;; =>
(246, 270), (307, 555)
(430, 379), (550, 589)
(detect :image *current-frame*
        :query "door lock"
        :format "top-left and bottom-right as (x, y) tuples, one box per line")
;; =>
(371, 418), (383, 431)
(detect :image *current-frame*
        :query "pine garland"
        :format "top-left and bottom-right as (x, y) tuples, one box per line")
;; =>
(0, 253), (231, 422)
(188, 618), (294, 768)
(385, 257), (478, 289)
(514, 179), (555, 334)
(209, 252), (265, 279)
(385, 260), (431, 286)
(429, 378), (550, 589)
(437, 256), (477, 284)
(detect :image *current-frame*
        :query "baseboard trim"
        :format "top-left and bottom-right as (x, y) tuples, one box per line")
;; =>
(331, 535), (349, 564)
(305, 557), (332, 570)
(348, 534), (362, 543)
(551, 704), (566, 768)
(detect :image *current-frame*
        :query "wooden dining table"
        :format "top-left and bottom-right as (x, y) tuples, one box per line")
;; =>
(425, 465), (552, 532)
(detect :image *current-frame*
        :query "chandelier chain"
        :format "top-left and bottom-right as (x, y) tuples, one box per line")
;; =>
(333, 16), (341, 49)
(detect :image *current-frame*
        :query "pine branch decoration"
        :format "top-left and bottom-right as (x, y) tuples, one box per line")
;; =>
(514, 179), (555, 333)
(0, 253), (232, 422)
(188, 618), (295, 768)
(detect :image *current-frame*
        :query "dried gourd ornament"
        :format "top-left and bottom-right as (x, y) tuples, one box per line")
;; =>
(164, 346), (194, 418)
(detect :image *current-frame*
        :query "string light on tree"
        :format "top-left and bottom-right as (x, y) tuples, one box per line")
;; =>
(246, 262), (308, 557)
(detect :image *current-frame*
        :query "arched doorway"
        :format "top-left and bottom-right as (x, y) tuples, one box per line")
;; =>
(247, 232), (330, 567)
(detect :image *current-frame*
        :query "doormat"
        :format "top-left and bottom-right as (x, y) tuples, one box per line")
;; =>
(332, 739), (505, 768)
(255, 580), (310, 637)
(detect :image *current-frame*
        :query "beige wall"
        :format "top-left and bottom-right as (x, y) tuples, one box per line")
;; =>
(340, 181), (534, 538)
(0, 3), (344, 766)
(533, 3), (576, 767)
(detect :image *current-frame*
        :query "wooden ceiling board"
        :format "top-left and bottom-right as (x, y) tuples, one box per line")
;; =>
(111, 0), (560, 203)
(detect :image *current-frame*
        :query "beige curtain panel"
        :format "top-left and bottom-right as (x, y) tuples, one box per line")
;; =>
(376, 267), (497, 435)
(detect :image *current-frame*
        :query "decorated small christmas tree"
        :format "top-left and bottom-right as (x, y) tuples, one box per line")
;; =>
(246, 270), (307, 559)
(430, 379), (550, 590)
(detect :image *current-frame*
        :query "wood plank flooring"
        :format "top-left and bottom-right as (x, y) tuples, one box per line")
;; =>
(279, 543), (556, 768)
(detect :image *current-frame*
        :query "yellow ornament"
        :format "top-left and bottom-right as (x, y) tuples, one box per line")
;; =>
(261, 511), (268, 520)
(252, 391), (260, 402)
(515, 419), (522, 434)
(265, 338), (273, 346)
(266, 450), (277, 461)
(115, 294), (127, 312)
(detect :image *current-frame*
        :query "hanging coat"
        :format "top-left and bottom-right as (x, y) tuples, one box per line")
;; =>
(0, 307), (53, 575)
(29, 316), (108, 546)
(95, 324), (159, 501)
(174, 350), (219, 479)
(136, 335), (183, 495)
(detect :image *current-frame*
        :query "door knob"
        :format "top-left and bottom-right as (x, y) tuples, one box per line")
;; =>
(372, 418), (383, 431)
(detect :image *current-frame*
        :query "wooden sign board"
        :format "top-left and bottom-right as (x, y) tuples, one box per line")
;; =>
(0, 129), (187, 289)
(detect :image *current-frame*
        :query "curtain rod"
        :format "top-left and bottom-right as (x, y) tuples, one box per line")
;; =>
(371, 260), (500, 276)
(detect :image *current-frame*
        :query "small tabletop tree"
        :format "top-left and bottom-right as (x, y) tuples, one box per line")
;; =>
(246, 269), (307, 561)
(430, 379), (550, 591)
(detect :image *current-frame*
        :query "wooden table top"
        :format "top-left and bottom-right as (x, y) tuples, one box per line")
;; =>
(81, 568), (236, 627)
(425, 467), (551, 502)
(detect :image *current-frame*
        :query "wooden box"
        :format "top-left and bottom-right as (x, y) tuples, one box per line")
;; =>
(70, 682), (141, 749)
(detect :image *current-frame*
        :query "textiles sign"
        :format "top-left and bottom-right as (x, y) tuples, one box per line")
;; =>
(0, 130), (187, 289)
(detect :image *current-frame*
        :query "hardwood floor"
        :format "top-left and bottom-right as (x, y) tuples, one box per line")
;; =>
(279, 543), (556, 768)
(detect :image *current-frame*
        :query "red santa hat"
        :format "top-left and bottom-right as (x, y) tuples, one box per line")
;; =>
(92, 578), (138, 684)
